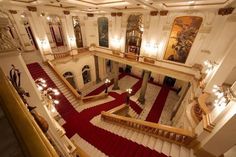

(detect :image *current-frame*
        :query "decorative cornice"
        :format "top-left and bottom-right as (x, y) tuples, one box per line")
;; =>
(87, 13), (94, 17)
(160, 10), (168, 16)
(63, 10), (70, 15)
(111, 12), (122, 17)
(150, 11), (158, 16)
(117, 12), (122, 16)
(26, 6), (37, 12)
(218, 7), (235, 16)
(111, 12), (116, 17)
(9, 10), (17, 14)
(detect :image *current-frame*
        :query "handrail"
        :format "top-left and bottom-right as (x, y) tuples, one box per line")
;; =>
(197, 93), (215, 132)
(107, 104), (129, 114)
(198, 92), (211, 114)
(0, 68), (59, 157)
(53, 51), (71, 59)
(47, 61), (81, 100)
(82, 93), (108, 103)
(101, 111), (196, 146)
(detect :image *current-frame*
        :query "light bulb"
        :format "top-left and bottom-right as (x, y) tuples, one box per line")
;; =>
(54, 100), (59, 104)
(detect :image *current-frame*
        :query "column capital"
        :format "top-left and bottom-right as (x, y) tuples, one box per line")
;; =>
(27, 6), (37, 12)
(63, 10), (70, 15)
(9, 10), (17, 14)
(150, 11), (158, 16)
(160, 10), (168, 16)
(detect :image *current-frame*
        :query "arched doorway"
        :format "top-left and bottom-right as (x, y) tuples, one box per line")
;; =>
(82, 65), (91, 84)
(47, 15), (64, 47)
(163, 76), (176, 87)
(63, 72), (77, 89)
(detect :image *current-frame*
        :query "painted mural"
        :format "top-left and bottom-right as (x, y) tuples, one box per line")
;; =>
(164, 16), (203, 63)
(98, 17), (109, 47)
(125, 14), (143, 55)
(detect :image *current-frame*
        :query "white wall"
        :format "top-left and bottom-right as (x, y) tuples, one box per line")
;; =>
(54, 54), (96, 89)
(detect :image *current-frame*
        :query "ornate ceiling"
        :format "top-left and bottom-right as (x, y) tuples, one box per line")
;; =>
(0, 0), (236, 12)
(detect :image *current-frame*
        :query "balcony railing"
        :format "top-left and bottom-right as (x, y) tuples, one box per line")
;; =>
(101, 107), (196, 147)
(0, 68), (59, 157)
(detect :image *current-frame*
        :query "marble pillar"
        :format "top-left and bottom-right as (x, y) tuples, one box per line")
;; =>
(94, 56), (101, 83)
(112, 61), (120, 90)
(138, 70), (151, 104)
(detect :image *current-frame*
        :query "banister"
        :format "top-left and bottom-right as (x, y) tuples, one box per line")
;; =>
(197, 93), (215, 132)
(47, 61), (81, 100)
(101, 111), (196, 146)
(0, 68), (59, 157)
(198, 92), (211, 114)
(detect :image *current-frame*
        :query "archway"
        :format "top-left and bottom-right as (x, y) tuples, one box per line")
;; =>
(125, 14), (143, 55)
(82, 65), (91, 84)
(63, 71), (76, 89)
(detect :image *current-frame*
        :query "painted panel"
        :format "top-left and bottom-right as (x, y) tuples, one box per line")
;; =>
(164, 16), (203, 63)
(98, 17), (109, 47)
(72, 16), (83, 48)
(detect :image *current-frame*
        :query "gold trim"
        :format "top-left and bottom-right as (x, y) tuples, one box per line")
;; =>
(11, 0), (37, 3)
(162, 0), (230, 8)
(75, 0), (124, 5)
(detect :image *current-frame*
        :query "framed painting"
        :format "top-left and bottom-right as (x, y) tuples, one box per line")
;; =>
(163, 16), (203, 63)
(98, 17), (109, 47)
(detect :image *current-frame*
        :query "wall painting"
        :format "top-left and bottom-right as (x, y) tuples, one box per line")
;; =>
(98, 17), (109, 47)
(164, 16), (203, 63)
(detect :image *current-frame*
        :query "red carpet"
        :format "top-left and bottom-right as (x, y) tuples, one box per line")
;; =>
(27, 62), (168, 157)
(146, 86), (170, 123)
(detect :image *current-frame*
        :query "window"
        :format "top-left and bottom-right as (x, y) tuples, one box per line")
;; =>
(63, 72), (76, 89)
(82, 65), (91, 84)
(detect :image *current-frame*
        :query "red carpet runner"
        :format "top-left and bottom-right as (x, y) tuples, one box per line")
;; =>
(146, 86), (170, 123)
(27, 62), (167, 157)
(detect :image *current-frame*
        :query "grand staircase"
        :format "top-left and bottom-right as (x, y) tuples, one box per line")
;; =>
(27, 62), (197, 157)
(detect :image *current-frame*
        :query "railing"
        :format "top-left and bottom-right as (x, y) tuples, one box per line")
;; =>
(53, 52), (70, 59)
(197, 93), (215, 132)
(0, 68), (59, 157)
(47, 61), (81, 100)
(82, 93), (108, 103)
(101, 111), (196, 146)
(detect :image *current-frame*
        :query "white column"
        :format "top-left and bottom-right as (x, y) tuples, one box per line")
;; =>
(64, 14), (76, 50)
(27, 11), (52, 61)
(112, 61), (120, 90)
(138, 70), (151, 104)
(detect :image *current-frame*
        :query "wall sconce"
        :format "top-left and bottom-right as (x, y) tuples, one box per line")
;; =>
(20, 13), (25, 18)
(144, 42), (158, 57)
(212, 85), (228, 107)
(204, 60), (217, 73)
(111, 37), (121, 50)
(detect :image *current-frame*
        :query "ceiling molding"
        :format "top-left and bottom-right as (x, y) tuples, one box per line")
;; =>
(162, 0), (230, 8)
